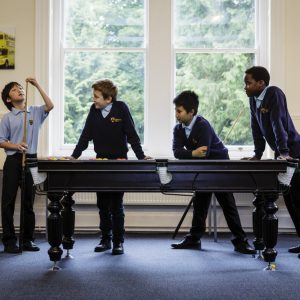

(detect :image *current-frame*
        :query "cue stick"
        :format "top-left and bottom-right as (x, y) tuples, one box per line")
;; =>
(19, 80), (29, 252)
(172, 194), (195, 239)
(223, 107), (245, 144)
(22, 81), (28, 166)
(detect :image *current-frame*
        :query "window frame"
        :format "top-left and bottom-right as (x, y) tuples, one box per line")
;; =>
(172, 0), (269, 159)
(36, 0), (272, 159)
(49, 0), (148, 157)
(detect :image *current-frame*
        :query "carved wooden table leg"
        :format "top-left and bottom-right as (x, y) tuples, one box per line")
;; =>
(61, 192), (75, 258)
(47, 192), (63, 269)
(262, 192), (279, 270)
(252, 193), (265, 258)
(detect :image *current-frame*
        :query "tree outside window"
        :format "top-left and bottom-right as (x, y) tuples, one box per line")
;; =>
(63, 0), (145, 144)
(174, 0), (255, 145)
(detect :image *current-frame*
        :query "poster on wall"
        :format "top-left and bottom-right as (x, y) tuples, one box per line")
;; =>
(0, 27), (15, 69)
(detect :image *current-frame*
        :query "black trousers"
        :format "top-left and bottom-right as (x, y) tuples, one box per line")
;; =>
(283, 170), (300, 237)
(1, 153), (36, 245)
(188, 192), (246, 243)
(96, 192), (125, 243)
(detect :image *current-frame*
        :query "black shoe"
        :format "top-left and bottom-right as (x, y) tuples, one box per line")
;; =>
(4, 243), (20, 254)
(94, 240), (112, 252)
(288, 245), (300, 253)
(171, 237), (201, 249)
(112, 242), (124, 255)
(234, 240), (256, 255)
(22, 241), (40, 252)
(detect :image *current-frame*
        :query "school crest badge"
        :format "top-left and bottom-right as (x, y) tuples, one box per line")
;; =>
(111, 117), (122, 123)
(260, 107), (269, 114)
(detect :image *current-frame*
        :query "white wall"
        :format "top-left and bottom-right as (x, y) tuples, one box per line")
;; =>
(0, 0), (35, 168)
(269, 0), (300, 131)
(285, 0), (300, 129)
(0, 0), (300, 234)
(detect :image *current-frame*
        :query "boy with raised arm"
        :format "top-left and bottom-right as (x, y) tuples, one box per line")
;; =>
(0, 78), (54, 253)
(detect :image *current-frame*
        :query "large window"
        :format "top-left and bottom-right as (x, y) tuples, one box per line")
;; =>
(46, 0), (268, 158)
(53, 0), (145, 150)
(174, 0), (256, 145)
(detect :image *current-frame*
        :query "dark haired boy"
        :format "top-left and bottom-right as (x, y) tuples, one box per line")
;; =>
(70, 79), (150, 255)
(171, 90), (255, 254)
(244, 66), (300, 254)
(0, 78), (54, 253)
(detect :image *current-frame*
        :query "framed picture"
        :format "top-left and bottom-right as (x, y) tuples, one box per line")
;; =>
(0, 27), (15, 69)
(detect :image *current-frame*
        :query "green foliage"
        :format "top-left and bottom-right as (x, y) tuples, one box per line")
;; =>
(176, 53), (254, 145)
(65, 0), (144, 48)
(64, 52), (145, 144)
(175, 0), (255, 48)
(63, 0), (145, 144)
(63, 0), (255, 146)
(175, 0), (255, 145)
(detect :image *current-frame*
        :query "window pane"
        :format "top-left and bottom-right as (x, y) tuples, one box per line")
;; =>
(174, 0), (255, 48)
(64, 0), (145, 48)
(176, 53), (254, 145)
(64, 51), (145, 144)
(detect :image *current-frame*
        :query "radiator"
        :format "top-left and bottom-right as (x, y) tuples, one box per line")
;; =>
(72, 192), (193, 205)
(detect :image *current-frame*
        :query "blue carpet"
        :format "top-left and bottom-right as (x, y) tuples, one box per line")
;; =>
(0, 233), (300, 299)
